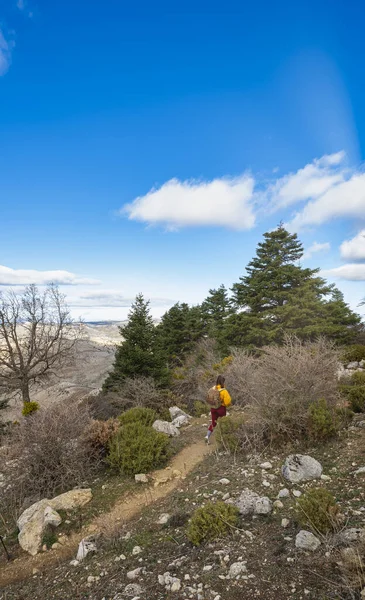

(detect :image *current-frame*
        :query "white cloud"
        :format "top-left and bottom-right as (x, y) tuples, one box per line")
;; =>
(323, 264), (365, 281)
(267, 151), (346, 210)
(0, 30), (12, 76)
(288, 173), (365, 230)
(340, 230), (365, 261)
(123, 175), (256, 230)
(303, 241), (330, 260)
(0, 265), (100, 286)
(70, 291), (174, 308)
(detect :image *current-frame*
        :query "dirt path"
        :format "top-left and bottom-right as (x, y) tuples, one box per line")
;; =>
(0, 436), (213, 589)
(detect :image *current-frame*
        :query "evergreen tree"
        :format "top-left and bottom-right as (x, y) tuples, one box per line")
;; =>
(201, 284), (234, 353)
(228, 225), (361, 347)
(103, 294), (166, 390)
(155, 302), (205, 366)
(231, 225), (323, 311)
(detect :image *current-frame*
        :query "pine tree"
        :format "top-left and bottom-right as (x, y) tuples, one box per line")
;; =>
(228, 225), (361, 347)
(103, 294), (166, 390)
(201, 284), (234, 353)
(155, 302), (205, 366)
(231, 225), (322, 311)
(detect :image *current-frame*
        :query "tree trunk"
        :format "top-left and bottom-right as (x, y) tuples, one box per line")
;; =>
(21, 382), (31, 404)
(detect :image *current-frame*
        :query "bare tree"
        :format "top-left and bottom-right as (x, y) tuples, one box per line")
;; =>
(0, 284), (80, 405)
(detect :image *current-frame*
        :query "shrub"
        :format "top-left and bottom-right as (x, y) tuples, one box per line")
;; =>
(118, 407), (157, 428)
(22, 401), (40, 417)
(227, 337), (341, 443)
(347, 386), (365, 413)
(107, 421), (170, 475)
(350, 371), (365, 386)
(193, 400), (208, 417)
(216, 415), (245, 454)
(296, 488), (340, 534)
(307, 399), (339, 441)
(1, 401), (96, 517)
(187, 501), (239, 546)
(341, 344), (365, 364)
(84, 418), (120, 455)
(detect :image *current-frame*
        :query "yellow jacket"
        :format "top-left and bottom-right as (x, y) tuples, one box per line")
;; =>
(216, 385), (232, 407)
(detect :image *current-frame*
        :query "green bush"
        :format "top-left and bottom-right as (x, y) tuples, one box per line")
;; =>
(347, 386), (365, 413)
(350, 371), (365, 386)
(296, 488), (339, 534)
(307, 399), (339, 441)
(22, 401), (40, 417)
(187, 501), (239, 546)
(118, 407), (157, 428)
(107, 421), (170, 475)
(341, 345), (365, 364)
(216, 415), (245, 453)
(193, 400), (208, 417)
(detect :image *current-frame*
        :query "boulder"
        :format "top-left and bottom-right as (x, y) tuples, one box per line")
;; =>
(277, 488), (290, 499)
(228, 561), (247, 578)
(295, 530), (321, 551)
(50, 488), (92, 511)
(339, 528), (365, 544)
(172, 414), (190, 428)
(235, 489), (260, 516)
(76, 538), (97, 561)
(18, 500), (57, 556)
(169, 406), (191, 420)
(135, 473), (148, 484)
(282, 455), (322, 483)
(17, 488), (93, 556)
(152, 420), (180, 437)
(347, 361), (360, 369)
(254, 497), (272, 515)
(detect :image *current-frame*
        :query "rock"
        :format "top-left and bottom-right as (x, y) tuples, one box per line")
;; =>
(171, 579), (181, 592)
(127, 567), (143, 580)
(347, 361), (360, 369)
(235, 489), (260, 515)
(219, 478), (230, 485)
(282, 455), (322, 483)
(340, 528), (365, 544)
(260, 462), (273, 469)
(295, 530), (321, 551)
(278, 488), (290, 499)
(70, 559), (79, 566)
(50, 488), (92, 511)
(254, 497), (272, 515)
(281, 518), (290, 528)
(152, 420), (180, 437)
(354, 467), (365, 476)
(76, 538), (97, 561)
(273, 500), (284, 509)
(132, 545), (142, 555)
(321, 474), (331, 481)
(293, 490), (302, 498)
(17, 499), (61, 556)
(123, 583), (144, 597)
(222, 492), (230, 500)
(228, 561), (247, 578)
(360, 360), (365, 368)
(172, 415), (190, 428)
(169, 406), (191, 420)
(135, 474), (148, 484)
(157, 513), (171, 525)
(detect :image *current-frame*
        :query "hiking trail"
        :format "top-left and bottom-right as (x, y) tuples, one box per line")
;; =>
(0, 428), (214, 588)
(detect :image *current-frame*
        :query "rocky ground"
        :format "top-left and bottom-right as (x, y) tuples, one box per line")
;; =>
(2, 412), (365, 600)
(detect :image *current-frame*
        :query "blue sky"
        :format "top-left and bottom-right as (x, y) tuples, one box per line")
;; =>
(1, 0), (365, 321)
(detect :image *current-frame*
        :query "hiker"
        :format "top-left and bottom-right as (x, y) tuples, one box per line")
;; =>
(205, 375), (232, 444)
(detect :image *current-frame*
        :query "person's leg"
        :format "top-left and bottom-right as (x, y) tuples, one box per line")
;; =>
(206, 409), (217, 442)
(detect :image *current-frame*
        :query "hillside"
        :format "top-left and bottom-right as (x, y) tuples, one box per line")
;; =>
(1, 411), (365, 599)
(1, 323), (119, 421)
